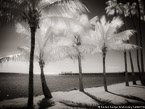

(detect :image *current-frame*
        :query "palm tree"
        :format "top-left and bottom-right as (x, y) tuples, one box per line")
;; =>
(56, 16), (97, 92)
(0, 22), (77, 99)
(125, 2), (141, 74)
(136, 0), (145, 85)
(120, 0), (145, 85)
(69, 16), (99, 92)
(90, 16), (138, 91)
(73, 35), (85, 92)
(0, 0), (88, 108)
(106, 0), (137, 85)
(106, 0), (129, 86)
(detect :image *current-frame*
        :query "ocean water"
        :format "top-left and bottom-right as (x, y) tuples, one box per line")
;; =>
(0, 73), (139, 101)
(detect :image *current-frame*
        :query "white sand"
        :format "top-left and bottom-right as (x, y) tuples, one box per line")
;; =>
(0, 81), (145, 109)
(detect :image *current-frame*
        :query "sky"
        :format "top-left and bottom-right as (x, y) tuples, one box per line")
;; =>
(0, 0), (145, 74)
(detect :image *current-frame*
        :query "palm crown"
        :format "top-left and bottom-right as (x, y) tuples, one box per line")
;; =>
(89, 16), (138, 53)
(106, 0), (145, 20)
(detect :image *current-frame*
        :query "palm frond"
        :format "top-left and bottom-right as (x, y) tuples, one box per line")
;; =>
(110, 17), (124, 33)
(17, 46), (30, 53)
(108, 30), (135, 42)
(79, 14), (89, 26)
(78, 44), (98, 54)
(109, 43), (139, 51)
(90, 16), (98, 25)
(40, 16), (87, 36)
(15, 23), (30, 37)
(95, 22), (105, 40)
(0, 53), (28, 63)
(105, 0), (123, 15)
(100, 15), (107, 26)
(0, 0), (29, 26)
(26, 0), (41, 8)
(105, 6), (116, 15)
(40, 0), (89, 18)
(43, 46), (77, 63)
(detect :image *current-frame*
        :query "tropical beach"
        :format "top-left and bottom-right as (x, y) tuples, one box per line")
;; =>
(0, 81), (145, 109)
(0, 0), (145, 109)
(0, 73), (140, 101)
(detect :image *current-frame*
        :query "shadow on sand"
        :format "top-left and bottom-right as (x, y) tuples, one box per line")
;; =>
(38, 98), (55, 109)
(59, 100), (98, 109)
(83, 91), (114, 106)
(107, 91), (145, 104)
(59, 90), (145, 109)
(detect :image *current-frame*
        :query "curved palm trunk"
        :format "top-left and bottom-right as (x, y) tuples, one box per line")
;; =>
(78, 54), (84, 92)
(124, 51), (129, 86)
(102, 51), (108, 92)
(39, 63), (52, 99)
(27, 27), (36, 109)
(137, 0), (145, 85)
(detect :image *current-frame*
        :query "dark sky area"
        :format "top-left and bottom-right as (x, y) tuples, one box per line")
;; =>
(0, 0), (145, 73)
(83, 0), (106, 18)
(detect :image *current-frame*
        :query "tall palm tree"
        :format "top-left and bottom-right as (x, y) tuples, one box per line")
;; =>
(106, 0), (137, 85)
(122, 0), (145, 85)
(0, 0), (88, 108)
(90, 16), (138, 91)
(106, 0), (129, 86)
(56, 16), (97, 92)
(68, 16), (99, 92)
(125, 3), (141, 73)
(73, 35), (85, 92)
(136, 0), (145, 85)
(123, 2), (142, 85)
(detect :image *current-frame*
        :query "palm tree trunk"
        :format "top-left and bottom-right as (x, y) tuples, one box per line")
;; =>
(124, 51), (129, 86)
(128, 51), (136, 85)
(77, 54), (84, 92)
(127, 40), (136, 85)
(103, 51), (108, 91)
(137, 0), (145, 85)
(27, 27), (36, 109)
(40, 64), (52, 99)
(130, 12), (141, 73)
